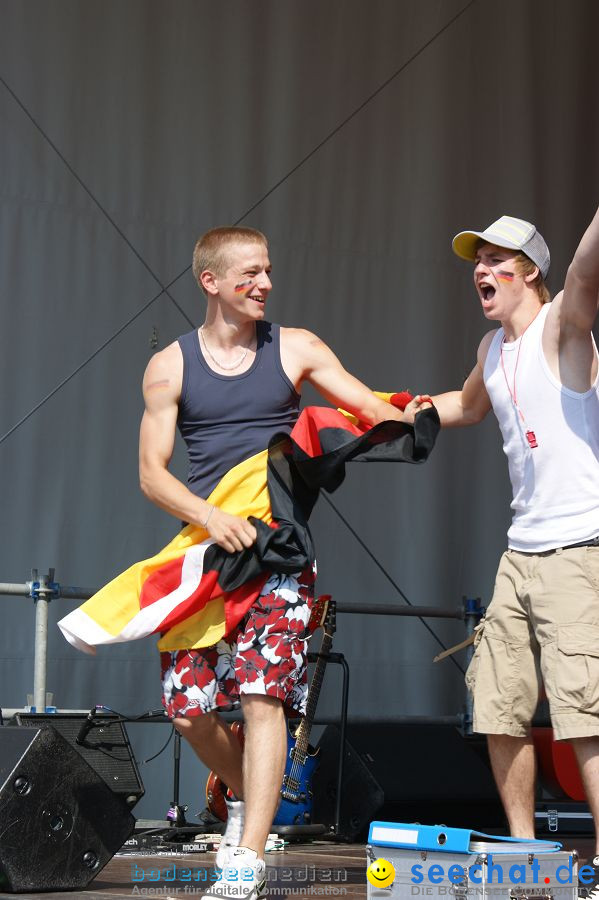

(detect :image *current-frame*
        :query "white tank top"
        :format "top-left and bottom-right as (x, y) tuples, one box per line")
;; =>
(483, 303), (599, 551)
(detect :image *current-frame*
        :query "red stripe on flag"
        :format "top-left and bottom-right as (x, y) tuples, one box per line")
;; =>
(157, 569), (221, 632)
(140, 557), (186, 608)
(140, 557), (269, 639)
(389, 391), (413, 410)
(291, 406), (363, 457)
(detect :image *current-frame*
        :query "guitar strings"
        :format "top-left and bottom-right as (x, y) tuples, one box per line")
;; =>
(285, 631), (332, 793)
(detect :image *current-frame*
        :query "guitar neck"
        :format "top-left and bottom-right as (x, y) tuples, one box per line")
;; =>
(294, 631), (333, 756)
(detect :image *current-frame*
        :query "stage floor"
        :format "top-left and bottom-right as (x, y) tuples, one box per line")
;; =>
(0, 841), (366, 900)
(0, 836), (595, 900)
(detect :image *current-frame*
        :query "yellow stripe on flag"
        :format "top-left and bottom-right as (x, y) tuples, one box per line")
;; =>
(157, 595), (227, 651)
(61, 447), (272, 644)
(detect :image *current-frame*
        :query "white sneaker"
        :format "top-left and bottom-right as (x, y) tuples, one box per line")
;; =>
(205, 847), (266, 899)
(215, 798), (245, 869)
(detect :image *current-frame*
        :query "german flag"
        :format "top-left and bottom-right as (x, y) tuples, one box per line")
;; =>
(58, 397), (439, 654)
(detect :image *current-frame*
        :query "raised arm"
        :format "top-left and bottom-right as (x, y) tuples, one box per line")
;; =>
(430, 331), (494, 427)
(139, 343), (256, 552)
(561, 203), (599, 332)
(282, 328), (427, 425)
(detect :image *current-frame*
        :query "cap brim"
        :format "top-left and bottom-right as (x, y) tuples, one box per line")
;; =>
(452, 229), (523, 262)
(452, 231), (485, 262)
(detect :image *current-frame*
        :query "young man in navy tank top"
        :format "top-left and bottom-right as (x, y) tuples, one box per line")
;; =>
(139, 226), (429, 897)
(426, 205), (599, 891)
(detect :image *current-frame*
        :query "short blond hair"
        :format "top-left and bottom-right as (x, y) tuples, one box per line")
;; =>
(192, 226), (267, 286)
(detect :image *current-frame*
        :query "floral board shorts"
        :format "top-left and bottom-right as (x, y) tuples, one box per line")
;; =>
(161, 565), (316, 719)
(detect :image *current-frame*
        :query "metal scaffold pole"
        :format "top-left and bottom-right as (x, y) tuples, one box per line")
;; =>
(32, 569), (54, 712)
(0, 568), (93, 711)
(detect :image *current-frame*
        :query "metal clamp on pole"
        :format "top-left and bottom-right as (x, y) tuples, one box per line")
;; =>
(0, 568), (95, 712)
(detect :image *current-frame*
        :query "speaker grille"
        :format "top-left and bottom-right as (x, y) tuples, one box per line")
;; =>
(11, 712), (144, 806)
(0, 725), (135, 892)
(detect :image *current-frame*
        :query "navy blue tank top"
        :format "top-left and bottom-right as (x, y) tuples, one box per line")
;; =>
(177, 322), (301, 499)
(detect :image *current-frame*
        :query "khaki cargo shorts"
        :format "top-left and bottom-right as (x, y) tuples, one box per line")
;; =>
(466, 546), (599, 740)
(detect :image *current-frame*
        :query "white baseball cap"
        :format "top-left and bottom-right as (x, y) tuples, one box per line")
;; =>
(452, 215), (550, 279)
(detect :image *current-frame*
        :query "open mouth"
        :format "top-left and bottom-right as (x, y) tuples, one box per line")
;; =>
(479, 283), (496, 302)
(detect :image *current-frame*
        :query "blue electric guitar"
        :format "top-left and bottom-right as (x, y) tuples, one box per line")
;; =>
(273, 596), (336, 826)
(205, 597), (336, 827)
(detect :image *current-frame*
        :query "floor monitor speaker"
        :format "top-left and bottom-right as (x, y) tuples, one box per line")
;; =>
(11, 711), (144, 807)
(312, 724), (385, 841)
(0, 726), (135, 892)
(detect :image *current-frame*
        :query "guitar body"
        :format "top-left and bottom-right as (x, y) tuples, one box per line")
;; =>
(273, 724), (320, 826)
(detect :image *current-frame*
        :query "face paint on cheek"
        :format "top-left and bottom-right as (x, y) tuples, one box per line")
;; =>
(497, 270), (515, 283)
(234, 279), (254, 293)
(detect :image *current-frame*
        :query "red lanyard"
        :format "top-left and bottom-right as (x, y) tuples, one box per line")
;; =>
(499, 308), (543, 449)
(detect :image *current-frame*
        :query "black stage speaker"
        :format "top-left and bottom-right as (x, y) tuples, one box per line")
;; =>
(312, 725), (385, 841)
(337, 723), (498, 800)
(0, 726), (135, 892)
(314, 723), (504, 834)
(11, 711), (144, 807)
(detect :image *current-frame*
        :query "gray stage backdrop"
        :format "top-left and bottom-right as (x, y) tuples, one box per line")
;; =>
(1, 0), (598, 819)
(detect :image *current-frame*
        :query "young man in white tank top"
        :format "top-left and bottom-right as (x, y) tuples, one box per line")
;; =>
(428, 206), (599, 891)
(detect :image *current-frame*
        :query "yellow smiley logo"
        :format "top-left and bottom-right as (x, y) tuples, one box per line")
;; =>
(367, 857), (396, 889)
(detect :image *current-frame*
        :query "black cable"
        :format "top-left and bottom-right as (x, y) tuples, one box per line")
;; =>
(320, 492), (466, 674)
(82, 706), (172, 767)
(140, 726), (174, 765)
(94, 704), (167, 723)
(0, 0), (477, 448)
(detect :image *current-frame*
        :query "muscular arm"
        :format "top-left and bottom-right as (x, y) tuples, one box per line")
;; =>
(543, 203), (599, 391)
(139, 344), (209, 523)
(282, 328), (425, 425)
(139, 344), (256, 552)
(561, 202), (599, 332)
(430, 332), (494, 427)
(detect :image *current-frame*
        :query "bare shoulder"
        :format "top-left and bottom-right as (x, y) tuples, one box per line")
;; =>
(279, 326), (336, 389)
(476, 329), (499, 368)
(142, 340), (183, 401)
(540, 296), (565, 360)
(280, 326), (325, 352)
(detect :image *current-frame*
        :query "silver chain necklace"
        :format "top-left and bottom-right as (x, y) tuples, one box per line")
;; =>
(199, 326), (253, 371)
